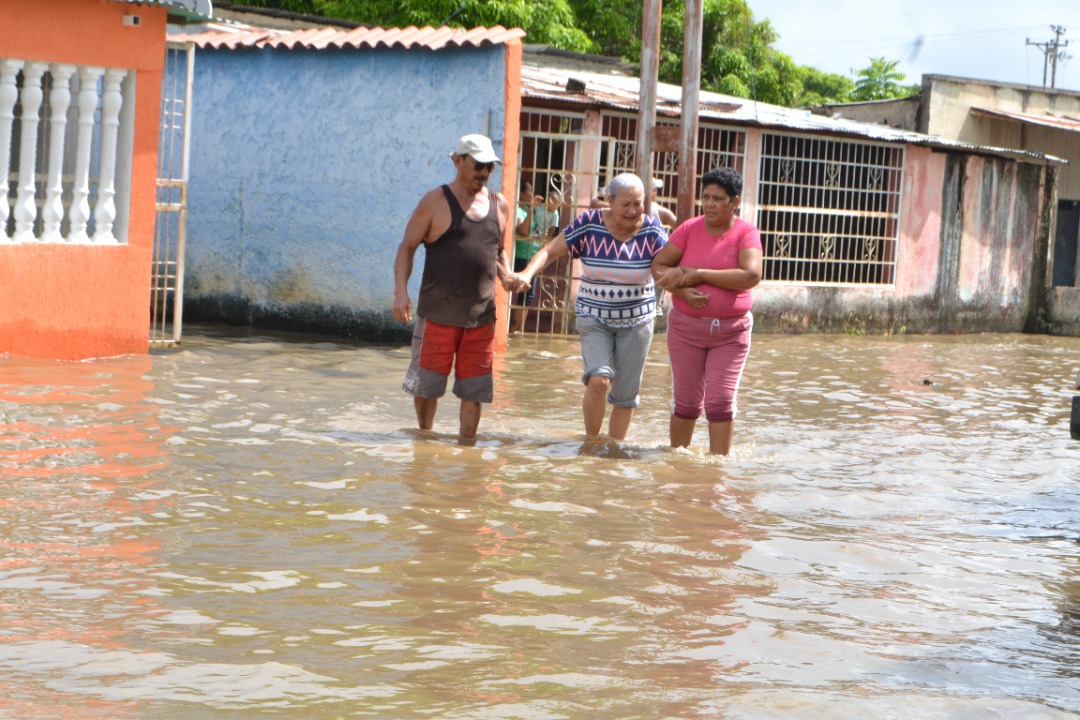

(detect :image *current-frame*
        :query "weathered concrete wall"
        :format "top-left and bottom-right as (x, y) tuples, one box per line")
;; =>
(753, 145), (1052, 335)
(1046, 287), (1080, 335)
(923, 76), (1080, 201)
(813, 97), (919, 130)
(183, 44), (513, 343)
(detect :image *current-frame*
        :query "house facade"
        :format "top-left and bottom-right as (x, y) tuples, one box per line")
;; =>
(170, 17), (1062, 342)
(0, 0), (208, 360)
(170, 22), (525, 348)
(817, 75), (1080, 335)
(512, 53), (1061, 336)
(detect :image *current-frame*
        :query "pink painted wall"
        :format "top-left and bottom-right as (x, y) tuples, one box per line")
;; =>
(0, 0), (166, 359)
(894, 146), (945, 297)
(750, 135), (1051, 334)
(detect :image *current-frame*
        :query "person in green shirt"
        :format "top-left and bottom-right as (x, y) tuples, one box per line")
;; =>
(511, 180), (542, 334)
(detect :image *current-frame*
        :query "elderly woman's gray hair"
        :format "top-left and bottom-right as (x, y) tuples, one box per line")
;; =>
(603, 173), (644, 202)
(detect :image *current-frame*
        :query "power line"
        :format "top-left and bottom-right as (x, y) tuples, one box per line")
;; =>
(777, 25), (1050, 55)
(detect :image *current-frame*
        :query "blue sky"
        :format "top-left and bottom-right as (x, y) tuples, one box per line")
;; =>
(749, 0), (1079, 91)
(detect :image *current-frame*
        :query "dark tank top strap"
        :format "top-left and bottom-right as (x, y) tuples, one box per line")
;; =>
(440, 185), (464, 231)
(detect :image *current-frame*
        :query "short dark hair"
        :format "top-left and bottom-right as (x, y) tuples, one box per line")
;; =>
(701, 166), (742, 198)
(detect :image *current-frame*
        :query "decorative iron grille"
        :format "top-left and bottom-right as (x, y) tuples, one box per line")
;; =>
(756, 133), (903, 285)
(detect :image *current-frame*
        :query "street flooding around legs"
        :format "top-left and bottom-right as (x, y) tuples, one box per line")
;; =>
(0, 328), (1078, 719)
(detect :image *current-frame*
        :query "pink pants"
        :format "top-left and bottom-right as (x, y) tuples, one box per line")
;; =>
(666, 307), (752, 423)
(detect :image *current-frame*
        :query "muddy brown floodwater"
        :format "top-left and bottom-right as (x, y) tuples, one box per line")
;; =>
(0, 326), (1078, 719)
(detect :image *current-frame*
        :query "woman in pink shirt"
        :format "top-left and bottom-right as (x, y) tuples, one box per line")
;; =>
(651, 167), (762, 455)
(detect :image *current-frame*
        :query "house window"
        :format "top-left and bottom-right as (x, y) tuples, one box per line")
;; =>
(1, 58), (133, 244)
(757, 132), (903, 285)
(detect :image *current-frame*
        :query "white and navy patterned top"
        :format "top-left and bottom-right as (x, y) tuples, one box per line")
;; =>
(563, 209), (668, 328)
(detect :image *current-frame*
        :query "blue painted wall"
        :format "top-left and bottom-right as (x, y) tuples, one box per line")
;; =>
(182, 45), (509, 341)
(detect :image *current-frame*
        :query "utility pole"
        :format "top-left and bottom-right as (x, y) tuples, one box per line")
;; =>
(677, 0), (703, 226)
(637, 0), (662, 215)
(1026, 25), (1070, 88)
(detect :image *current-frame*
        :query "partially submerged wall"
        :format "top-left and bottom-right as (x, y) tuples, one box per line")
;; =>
(754, 146), (1052, 335)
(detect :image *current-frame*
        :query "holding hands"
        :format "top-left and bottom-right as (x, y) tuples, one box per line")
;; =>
(502, 273), (531, 293)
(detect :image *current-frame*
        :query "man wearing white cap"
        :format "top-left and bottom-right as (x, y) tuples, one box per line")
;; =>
(393, 134), (527, 438)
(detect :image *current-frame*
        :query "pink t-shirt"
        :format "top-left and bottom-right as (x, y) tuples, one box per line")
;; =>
(669, 216), (762, 319)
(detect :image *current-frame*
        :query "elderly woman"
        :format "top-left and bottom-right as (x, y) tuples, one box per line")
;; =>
(651, 167), (762, 455)
(513, 173), (668, 440)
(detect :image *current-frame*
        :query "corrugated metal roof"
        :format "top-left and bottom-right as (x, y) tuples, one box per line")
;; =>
(109, 0), (213, 22)
(519, 55), (1066, 166)
(165, 23), (1062, 165)
(972, 106), (1080, 133)
(171, 22), (525, 51)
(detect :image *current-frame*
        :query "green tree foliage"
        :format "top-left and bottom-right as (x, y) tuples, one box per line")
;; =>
(654, 0), (804, 106)
(849, 56), (918, 101)
(217, 0), (915, 108)
(796, 66), (855, 106)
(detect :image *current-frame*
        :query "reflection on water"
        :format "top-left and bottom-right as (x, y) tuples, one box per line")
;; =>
(0, 327), (1078, 719)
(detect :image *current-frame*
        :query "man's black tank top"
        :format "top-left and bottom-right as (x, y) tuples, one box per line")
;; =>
(416, 185), (502, 328)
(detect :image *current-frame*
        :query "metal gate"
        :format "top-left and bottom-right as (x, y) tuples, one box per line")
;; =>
(513, 110), (748, 336)
(513, 110), (621, 337)
(150, 42), (194, 348)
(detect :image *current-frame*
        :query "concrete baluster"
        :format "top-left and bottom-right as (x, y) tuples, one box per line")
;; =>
(68, 65), (103, 244)
(92, 68), (126, 244)
(0, 59), (23, 243)
(41, 64), (75, 243)
(12, 61), (46, 243)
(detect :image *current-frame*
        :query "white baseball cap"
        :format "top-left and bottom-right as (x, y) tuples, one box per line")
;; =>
(452, 134), (501, 164)
(651, 177), (664, 190)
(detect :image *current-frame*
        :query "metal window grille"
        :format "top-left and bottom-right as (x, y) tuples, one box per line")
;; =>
(756, 132), (903, 285)
(514, 109), (752, 335)
(598, 113), (681, 198)
(598, 112), (747, 215)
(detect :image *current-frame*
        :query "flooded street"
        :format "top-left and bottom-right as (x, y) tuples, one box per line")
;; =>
(1, 326), (1078, 719)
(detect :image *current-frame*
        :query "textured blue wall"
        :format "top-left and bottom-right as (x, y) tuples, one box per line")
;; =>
(182, 45), (508, 341)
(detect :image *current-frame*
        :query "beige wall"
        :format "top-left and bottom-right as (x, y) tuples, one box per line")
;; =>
(924, 77), (1080, 200)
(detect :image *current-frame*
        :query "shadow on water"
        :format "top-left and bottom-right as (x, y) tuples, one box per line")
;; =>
(0, 326), (1078, 718)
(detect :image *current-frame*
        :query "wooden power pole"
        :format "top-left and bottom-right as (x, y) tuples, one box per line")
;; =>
(637, 0), (662, 215)
(678, 0), (704, 226)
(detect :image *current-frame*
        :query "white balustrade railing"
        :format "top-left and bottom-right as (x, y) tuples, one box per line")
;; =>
(0, 57), (132, 244)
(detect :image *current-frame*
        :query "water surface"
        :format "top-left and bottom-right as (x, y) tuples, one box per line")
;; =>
(0, 328), (1077, 719)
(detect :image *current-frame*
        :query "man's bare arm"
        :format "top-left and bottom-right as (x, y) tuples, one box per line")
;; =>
(392, 192), (437, 324)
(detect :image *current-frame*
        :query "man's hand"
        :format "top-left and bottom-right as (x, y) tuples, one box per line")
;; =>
(392, 291), (412, 324)
(502, 273), (530, 293)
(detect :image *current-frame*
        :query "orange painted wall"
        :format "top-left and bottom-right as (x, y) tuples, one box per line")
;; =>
(0, 0), (166, 360)
(495, 38), (523, 353)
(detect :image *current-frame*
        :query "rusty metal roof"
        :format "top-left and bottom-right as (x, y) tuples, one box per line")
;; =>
(972, 106), (1080, 133)
(171, 22), (525, 51)
(519, 51), (1066, 166)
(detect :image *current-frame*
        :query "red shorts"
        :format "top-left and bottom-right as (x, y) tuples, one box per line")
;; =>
(403, 318), (494, 403)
